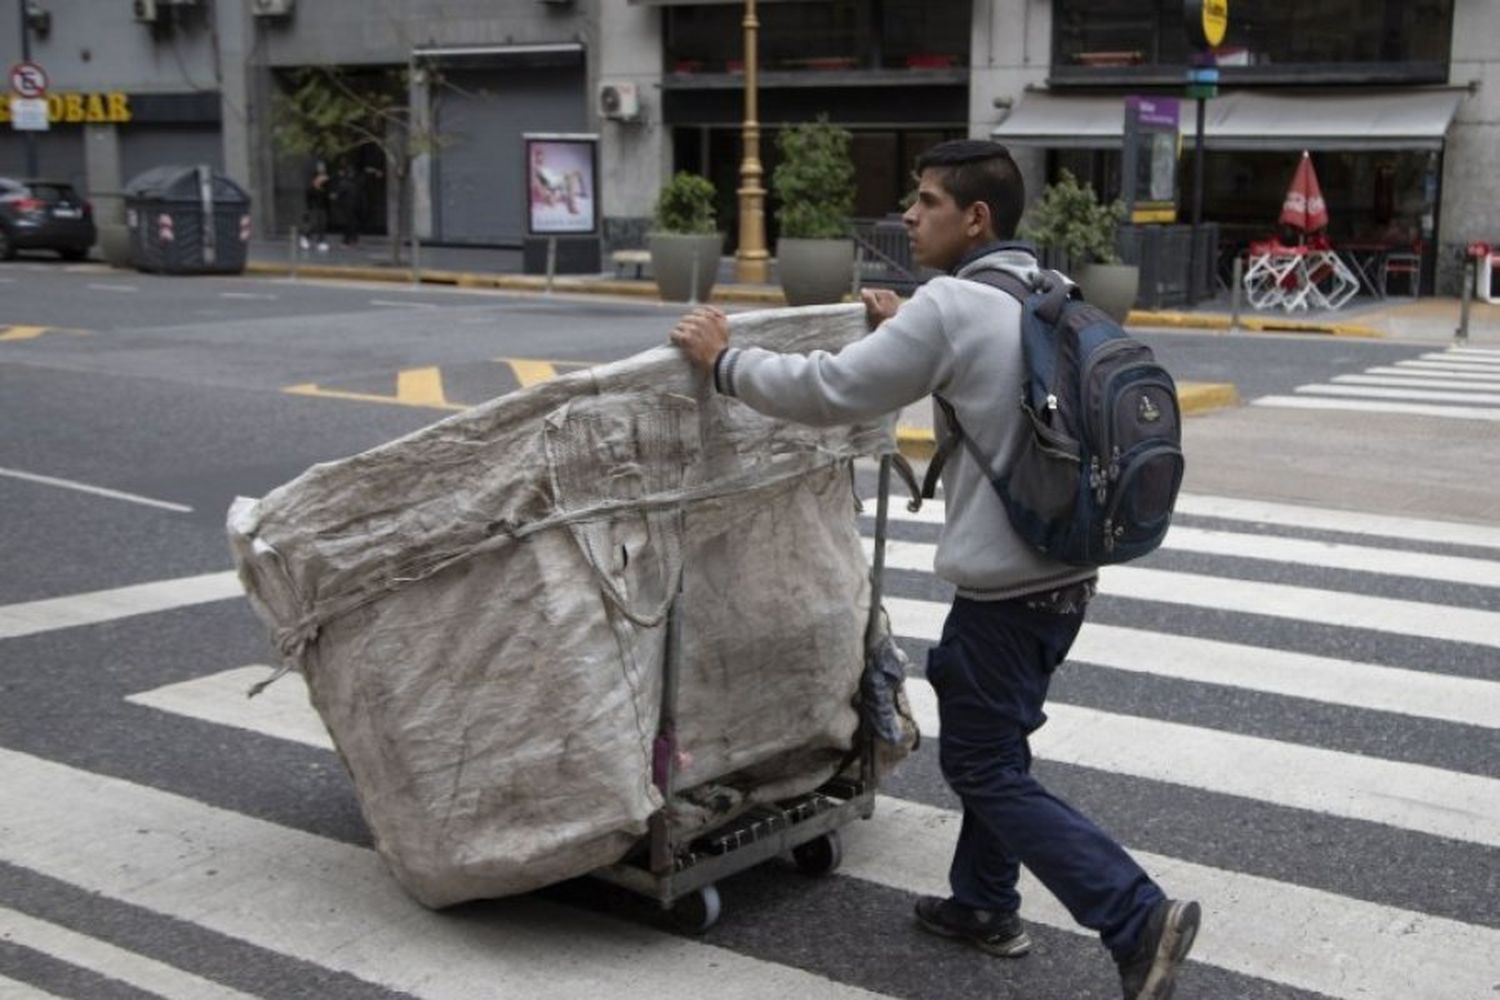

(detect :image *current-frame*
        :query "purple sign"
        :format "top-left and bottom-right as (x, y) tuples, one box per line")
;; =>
(1126, 96), (1180, 130)
(1123, 96), (1181, 221)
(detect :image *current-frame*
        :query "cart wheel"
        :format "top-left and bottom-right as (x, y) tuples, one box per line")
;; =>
(670, 885), (722, 934)
(792, 831), (843, 877)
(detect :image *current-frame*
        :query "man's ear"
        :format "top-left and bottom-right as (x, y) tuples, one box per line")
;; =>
(967, 199), (995, 240)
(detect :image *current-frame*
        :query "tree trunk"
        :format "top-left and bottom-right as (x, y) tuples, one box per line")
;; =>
(390, 161), (410, 267)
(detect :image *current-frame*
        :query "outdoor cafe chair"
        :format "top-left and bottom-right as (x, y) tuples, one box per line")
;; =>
(1243, 240), (1360, 313)
(1243, 241), (1305, 311)
(1380, 244), (1422, 298)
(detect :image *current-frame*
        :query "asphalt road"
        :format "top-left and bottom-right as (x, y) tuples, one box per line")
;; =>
(2, 260), (1498, 1000)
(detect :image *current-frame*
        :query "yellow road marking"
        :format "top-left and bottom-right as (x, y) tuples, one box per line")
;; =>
(283, 359), (598, 410)
(0, 325), (70, 342)
(283, 381), (465, 411)
(396, 367), (450, 407)
(506, 359), (559, 386)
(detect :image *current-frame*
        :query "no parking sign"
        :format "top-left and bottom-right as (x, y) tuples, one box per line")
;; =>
(8, 61), (49, 132)
(9, 62), (48, 99)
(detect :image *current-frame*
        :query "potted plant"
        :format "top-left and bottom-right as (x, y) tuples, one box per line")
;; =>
(648, 171), (724, 303)
(1018, 169), (1138, 322)
(772, 118), (857, 306)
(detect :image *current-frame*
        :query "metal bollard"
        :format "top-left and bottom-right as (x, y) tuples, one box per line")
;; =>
(1457, 257), (1474, 344)
(1230, 256), (1243, 333)
(545, 237), (557, 294)
(687, 251), (700, 306)
(289, 226), (300, 281)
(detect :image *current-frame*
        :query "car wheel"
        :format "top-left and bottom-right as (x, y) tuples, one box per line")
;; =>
(59, 247), (87, 262)
(0, 227), (15, 261)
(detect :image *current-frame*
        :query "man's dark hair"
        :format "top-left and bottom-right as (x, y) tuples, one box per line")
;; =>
(914, 140), (1025, 240)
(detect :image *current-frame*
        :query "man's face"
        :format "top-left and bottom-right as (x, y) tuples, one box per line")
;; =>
(902, 168), (988, 271)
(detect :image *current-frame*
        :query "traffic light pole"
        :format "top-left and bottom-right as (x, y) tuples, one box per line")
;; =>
(18, 0), (39, 177)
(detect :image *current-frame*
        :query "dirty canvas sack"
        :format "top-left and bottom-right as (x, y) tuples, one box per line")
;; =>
(226, 303), (896, 908)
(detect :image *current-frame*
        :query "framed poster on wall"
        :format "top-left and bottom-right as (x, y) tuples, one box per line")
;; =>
(523, 133), (599, 236)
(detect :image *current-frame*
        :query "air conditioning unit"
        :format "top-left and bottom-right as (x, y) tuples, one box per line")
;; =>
(598, 82), (640, 122)
(132, 0), (160, 22)
(251, 0), (294, 15)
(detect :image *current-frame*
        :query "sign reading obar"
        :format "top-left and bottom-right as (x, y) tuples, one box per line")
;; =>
(1184, 0), (1228, 50)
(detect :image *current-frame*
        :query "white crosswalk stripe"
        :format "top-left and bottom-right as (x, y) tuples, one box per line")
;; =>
(1298, 383), (1500, 405)
(0, 906), (260, 1000)
(121, 662), (1500, 1000)
(842, 797), (1500, 1000)
(862, 505), (1500, 586)
(1332, 373), (1500, 390)
(878, 596), (1500, 728)
(0, 974), (67, 999)
(1362, 365), (1500, 382)
(0, 748), (890, 1000)
(1418, 351), (1500, 367)
(134, 663), (1500, 848)
(866, 538), (1500, 648)
(4, 489), (1500, 999)
(869, 490), (1500, 549)
(1256, 347), (1500, 419)
(1251, 394), (1500, 421)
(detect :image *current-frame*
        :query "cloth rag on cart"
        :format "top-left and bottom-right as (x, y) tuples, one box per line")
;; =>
(226, 303), (901, 908)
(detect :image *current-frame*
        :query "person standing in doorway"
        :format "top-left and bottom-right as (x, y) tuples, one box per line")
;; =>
(301, 162), (330, 253)
(333, 163), (363, 247)
(669, 140), (1200, 1000)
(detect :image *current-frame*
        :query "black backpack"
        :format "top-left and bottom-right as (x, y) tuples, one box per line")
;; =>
(919, 270), (1184, 566)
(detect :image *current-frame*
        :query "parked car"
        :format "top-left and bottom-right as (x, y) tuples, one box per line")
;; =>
(0, 178), (96, 261)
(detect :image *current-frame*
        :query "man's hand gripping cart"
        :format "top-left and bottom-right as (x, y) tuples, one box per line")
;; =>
(591, 455), (906, 933)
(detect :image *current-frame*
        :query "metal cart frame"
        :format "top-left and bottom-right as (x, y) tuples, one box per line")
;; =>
(592, 455), (899, 932)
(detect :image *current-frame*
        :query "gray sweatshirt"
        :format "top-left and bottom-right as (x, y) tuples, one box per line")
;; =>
(715, 247), (1097, 600)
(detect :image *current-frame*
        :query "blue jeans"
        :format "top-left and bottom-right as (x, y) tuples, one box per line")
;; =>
(926, 595), (1163, 960)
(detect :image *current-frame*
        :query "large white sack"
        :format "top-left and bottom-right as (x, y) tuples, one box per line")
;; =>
(227, 303), (894, 908)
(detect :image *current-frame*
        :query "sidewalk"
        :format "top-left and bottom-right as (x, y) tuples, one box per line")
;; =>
(1125, 292), (1500, 344)
(247, 239), (1498, 343)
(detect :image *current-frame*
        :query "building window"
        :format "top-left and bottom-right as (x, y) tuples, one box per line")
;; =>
(664, 1), (968, 76)
(1054, 0), (1453, 84)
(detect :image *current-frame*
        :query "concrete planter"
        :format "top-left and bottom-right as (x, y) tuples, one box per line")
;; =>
(649, 232), (723, 303)
(777, 238), (854, 306)
(1077, 262), (1141, 323)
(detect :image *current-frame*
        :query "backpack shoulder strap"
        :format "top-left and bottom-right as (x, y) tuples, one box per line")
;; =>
(965, 268), (1034, 304)
(917, 269), (1033, 501)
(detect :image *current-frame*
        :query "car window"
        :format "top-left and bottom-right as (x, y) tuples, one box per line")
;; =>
(28, 184), (75, 204)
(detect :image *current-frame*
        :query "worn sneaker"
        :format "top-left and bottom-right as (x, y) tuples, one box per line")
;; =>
(913, 896), (1031, 957)
(1118, 898), (1201, 1000)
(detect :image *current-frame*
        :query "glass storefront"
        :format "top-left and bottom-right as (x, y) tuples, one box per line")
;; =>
(1053, 147), (1441, 291)
(1054, 0), (1454, 83)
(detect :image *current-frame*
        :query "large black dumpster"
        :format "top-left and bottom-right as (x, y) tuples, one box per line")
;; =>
(124, 165), (251, 275)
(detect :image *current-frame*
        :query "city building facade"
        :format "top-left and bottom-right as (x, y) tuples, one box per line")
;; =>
(2, 1), (1496, 291)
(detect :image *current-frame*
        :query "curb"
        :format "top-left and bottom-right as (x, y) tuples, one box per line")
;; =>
(892, 380), (1239, 463)
(243, 262), (1383, 335)
(1127, 309), (1382, 338)
(244, 261), (789, 306)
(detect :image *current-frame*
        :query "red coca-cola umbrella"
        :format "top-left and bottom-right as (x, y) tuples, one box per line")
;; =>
(1279, 150), (1329, 233)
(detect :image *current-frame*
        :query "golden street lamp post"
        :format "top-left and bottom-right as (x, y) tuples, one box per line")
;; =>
(735, 0), (769, 284)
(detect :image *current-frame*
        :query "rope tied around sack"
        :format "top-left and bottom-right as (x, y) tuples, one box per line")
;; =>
(246, 615), (322, 697)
